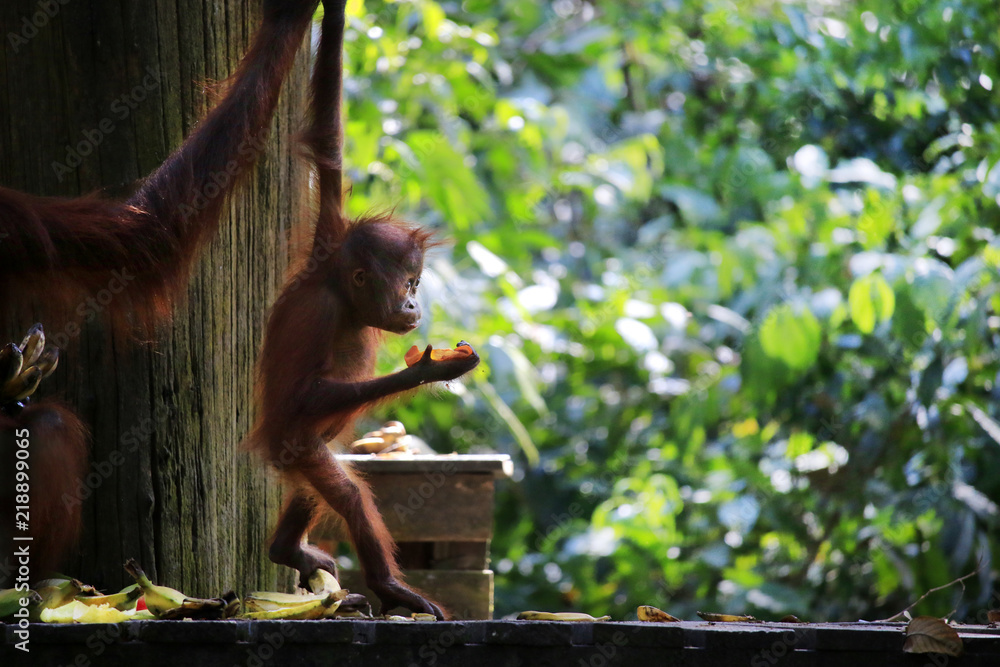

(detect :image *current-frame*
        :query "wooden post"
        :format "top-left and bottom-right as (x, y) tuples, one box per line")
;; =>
(0, 0), (310, 595)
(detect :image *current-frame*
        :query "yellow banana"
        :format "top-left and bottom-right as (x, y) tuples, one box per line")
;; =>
(18, 324), (44, 367)
(33, 345), (59, 378)
(637, 605), (680, 622)
(307, 568), (341, 595)
(0, 343), (23, 385)
(517, 611), (611, 622)
(3, 366), (42, 401)
(124, 559), (188, 617)
(412, 613), (437, 622)
(36, 578), (94, 610)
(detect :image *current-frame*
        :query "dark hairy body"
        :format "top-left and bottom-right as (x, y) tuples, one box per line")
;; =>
(248, 3), (480, 619)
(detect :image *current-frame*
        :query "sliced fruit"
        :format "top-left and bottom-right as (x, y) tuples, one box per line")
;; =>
(404, 343), (473, 367)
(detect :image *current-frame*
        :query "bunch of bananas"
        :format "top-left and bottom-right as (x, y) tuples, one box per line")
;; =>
(0, 323), (59, 415)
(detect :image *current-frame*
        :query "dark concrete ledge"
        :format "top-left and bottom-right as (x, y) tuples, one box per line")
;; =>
(4, 620), (1000, 666)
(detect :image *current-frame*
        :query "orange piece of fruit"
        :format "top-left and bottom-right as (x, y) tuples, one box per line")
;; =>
(404, 343), (472, 367)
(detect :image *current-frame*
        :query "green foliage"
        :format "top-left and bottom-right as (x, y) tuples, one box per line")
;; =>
(342, 0), (1000, 622)
(760, 304), (821, 370)
(848, 273), (895, 334)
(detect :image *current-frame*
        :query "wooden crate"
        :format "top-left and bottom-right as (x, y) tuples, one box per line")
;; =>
(314, 454), (512, 620)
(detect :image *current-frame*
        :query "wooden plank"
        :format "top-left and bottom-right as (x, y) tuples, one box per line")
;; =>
(10, 619), (1000, 666)
(337, 569), (494, 620)
(337, 454), (513, 478)
(317, 474), (495, 542)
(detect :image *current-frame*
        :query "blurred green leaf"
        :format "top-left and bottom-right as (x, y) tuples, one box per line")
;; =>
(848, 273), (896, 334)
(759, 304), (822, 370)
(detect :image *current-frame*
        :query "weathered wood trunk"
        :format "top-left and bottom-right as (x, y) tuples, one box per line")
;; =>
(0, 0), (309, 595)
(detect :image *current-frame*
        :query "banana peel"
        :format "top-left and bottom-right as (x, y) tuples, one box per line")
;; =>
(158, 593), (235, 621)
(243, 590), (345, 620)
(307, 568), (341, 595)
(0, 588), (40, 619)
(36, 578), (96, 610)
(333, 593), (372, 618)
(246, 589), (348, 618)
(244, 591), (329, 613)
(247, 591), (321, 607)
(637, 605), (680, 622)
(697, 611), (758, 622)
(40, 600), (134, 624)
(245, 568), (343, 615)
(517, 611), (612, 622)
(76, 584), (141, 611)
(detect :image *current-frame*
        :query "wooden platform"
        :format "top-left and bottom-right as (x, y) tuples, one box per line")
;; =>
(5, 619), (1000, 666)
(315, 454), (513, 619)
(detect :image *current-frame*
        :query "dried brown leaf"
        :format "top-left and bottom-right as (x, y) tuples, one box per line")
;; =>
(903, 616), (963, 657)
